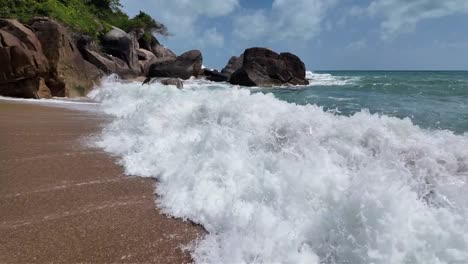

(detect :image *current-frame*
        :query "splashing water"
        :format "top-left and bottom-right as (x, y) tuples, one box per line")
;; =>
(89, 76), (468, 264)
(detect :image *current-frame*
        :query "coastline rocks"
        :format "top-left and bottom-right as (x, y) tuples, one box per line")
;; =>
(143, 77), (184, 89)
(138, 34), (176, 59)
(203, 69), (229, 82)
(82, 49), (134, 76)
(101, 27), (141, 75)
(229, 48), (309, 87)
(0, 20), (50, 98)
(147, 50), (202, 80)
(30, 17), (102, 97)
(0, 19), (43, 52)
(221, 54), (243, 77)
(153, 44), (176, 59)
(137, 48), (158, 75)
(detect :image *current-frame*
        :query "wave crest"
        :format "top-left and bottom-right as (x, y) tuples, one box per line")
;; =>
(89, 77), (468, 264)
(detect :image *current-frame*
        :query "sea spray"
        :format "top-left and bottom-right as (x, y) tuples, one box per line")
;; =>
(89, 76), (468, 264)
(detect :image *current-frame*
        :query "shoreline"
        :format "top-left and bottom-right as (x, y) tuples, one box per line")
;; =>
(0, 101), (202, 263)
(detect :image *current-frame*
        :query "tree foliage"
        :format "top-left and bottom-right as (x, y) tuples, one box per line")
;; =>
(0, 0), (169, 39)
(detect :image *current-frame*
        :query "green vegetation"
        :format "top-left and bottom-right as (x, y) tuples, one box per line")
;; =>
(0, 0), (168, 38)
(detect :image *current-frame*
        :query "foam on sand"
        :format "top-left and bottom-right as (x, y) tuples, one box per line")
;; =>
(89, 76), (468, 264)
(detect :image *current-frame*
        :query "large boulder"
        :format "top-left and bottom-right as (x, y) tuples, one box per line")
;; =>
(153, 44), (176, 59)
(221, 54), (243, 76)
(138, 34), (176, 59)
(203, 69), (229, 82)
(82, 49), (134, 77)
(30, 17), (102, 97)
(101, 27), (141, 76)
(147, 50), (202, 80)
(0, 19), (43, 52)
(0, 20), (50, 98)
(229, 48), (309, 87)
(137, 48), (158, 75)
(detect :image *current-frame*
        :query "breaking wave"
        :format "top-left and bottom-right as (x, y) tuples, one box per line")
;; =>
(306, 71), (359, 86)
(89, 76), (468, 264)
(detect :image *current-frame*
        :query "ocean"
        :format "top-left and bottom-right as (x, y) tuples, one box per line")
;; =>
(89, 71), (468, 263)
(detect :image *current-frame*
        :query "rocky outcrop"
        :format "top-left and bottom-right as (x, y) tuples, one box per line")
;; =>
(101, 27), (141, 76)
(221, 54), (243, 77)
(82, 49), (134, 76)
(147, 50), (202, 80)
(203, 69), (229, 82)
(1, 17), (191, 99)
(0, 19), (50, 98)
(229, 48), (309, 87)
(30, 17), (102, 97)
(137, 48), (158, 75)
(138, 34), (176, 59)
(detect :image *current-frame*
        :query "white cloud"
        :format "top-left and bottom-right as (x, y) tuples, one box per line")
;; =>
(121, 0), (238, 40)
(198, 28), (225, 48)
(233, 0), (337, 43)
(360, 0), (468, 39)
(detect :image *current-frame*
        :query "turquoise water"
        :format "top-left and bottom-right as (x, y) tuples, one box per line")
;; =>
(265, 71), (468, 134)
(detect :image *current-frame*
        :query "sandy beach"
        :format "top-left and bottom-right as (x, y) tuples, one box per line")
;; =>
(0, 101), (202, 263)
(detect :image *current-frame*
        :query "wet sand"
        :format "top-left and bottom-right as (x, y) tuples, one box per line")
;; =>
(0, 101), (202, 263)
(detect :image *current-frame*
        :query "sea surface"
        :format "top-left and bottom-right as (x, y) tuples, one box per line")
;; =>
(87, 71), (468, 263)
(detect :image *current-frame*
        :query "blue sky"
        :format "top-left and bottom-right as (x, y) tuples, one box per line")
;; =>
(121, 0), (468, 70)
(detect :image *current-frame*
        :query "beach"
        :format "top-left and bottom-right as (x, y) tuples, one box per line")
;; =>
(0, 101), (202, 263)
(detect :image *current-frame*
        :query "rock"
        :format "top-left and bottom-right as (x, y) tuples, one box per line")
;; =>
(0, 21), (49, 99)
(30, 17), (102, 97)
(147, 50), (202, 80)
(37, 77), (52, 98)
(153, 44), (176, 59)
(229, 48), (309, 87)
(203, 69), (229, 82)
(138, 34), (160, 50)
(138, 35), (176, 59)
(0, 19), (43, 52)
(143, 77), (184, 89)
(221, 54), (243, 76)
(82, 49), (134, 77)
(101, 26), (141, 75)
(76, 34), (100, 53)
(137, 48), (158, 75)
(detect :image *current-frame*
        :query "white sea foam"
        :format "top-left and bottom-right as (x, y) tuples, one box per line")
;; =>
(306, 71), (358, 86)
(89, 76), (468, 264)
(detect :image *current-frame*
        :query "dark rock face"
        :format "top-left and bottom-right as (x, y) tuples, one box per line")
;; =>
(147, 50), (202, 80)
(138, 34), (160, 50)
(0, 20), (50, 98)
(203, 69), (229, 82)
(30, 17), (102, 97)
(221, 54), (243, 76)
(229, 48), (308, 87)
(101, 27), (141, 75)
(76, 34), (100, 53)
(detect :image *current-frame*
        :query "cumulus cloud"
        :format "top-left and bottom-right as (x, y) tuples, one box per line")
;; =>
(233, 0), (337, 43)
(121, 0), (238, 41)
(359, 0), (468, 39)
(198, 28), (225, 48)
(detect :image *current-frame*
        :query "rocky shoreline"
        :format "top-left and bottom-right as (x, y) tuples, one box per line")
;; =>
(0, 17), (309, 99)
